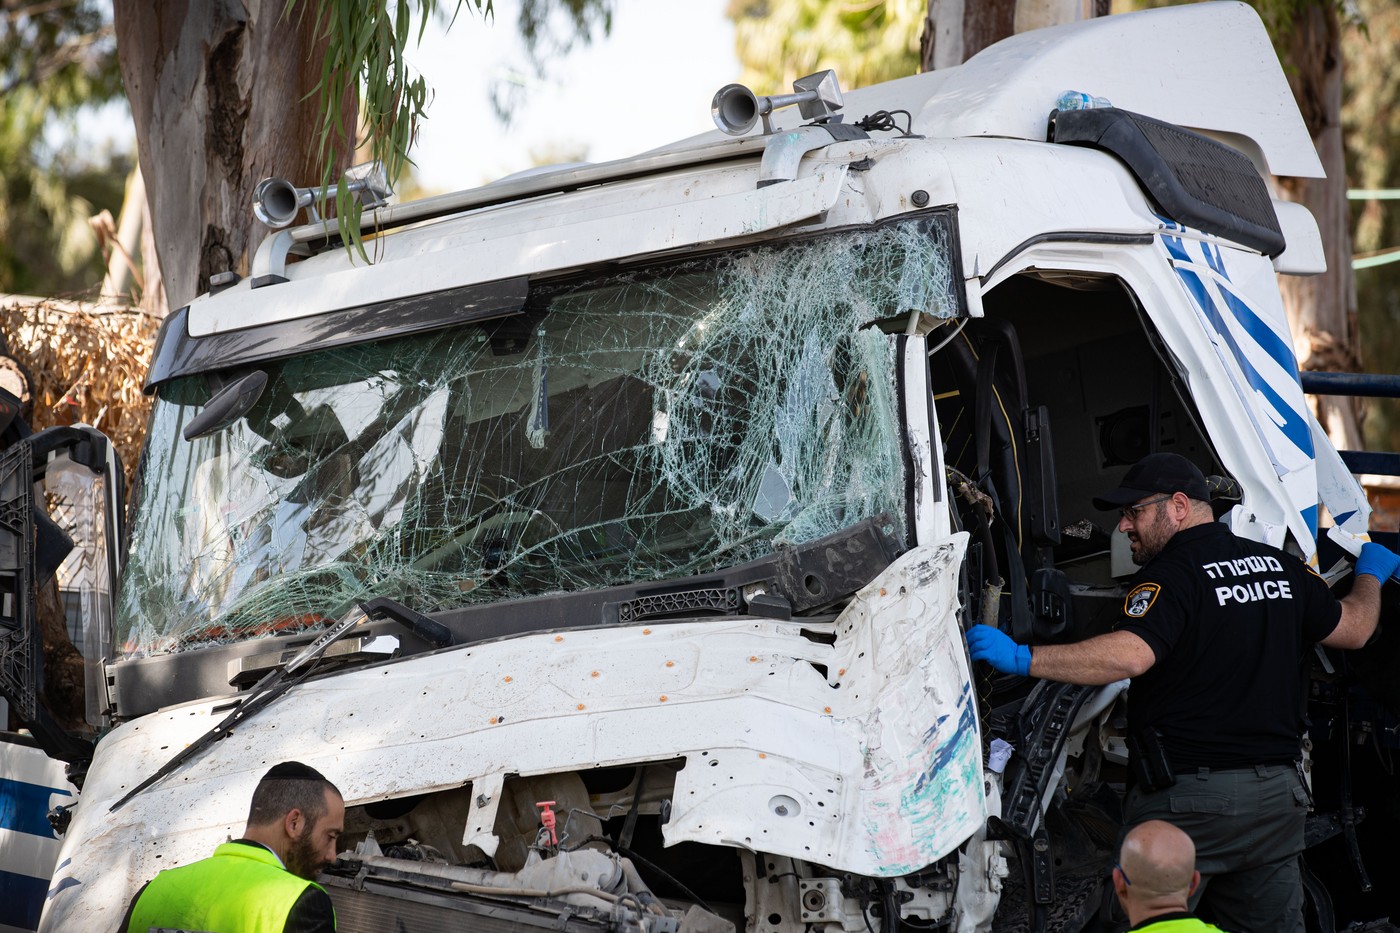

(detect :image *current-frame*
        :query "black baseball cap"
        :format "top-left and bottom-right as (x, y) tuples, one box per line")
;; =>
(1092, 452), (1210, 510)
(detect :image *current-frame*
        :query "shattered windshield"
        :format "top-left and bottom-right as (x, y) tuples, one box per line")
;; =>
(116, 217), (959, 656)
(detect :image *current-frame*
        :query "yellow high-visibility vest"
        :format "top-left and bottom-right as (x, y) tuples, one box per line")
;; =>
(125, 841), (332, 933)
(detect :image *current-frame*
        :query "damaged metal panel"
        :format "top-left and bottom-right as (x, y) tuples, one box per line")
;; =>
(51, 535), (978, 929)
(833, 535), (983, 872)
(667, 536), (982, 875)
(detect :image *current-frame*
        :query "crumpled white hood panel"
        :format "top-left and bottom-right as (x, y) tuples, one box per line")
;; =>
(44, 535), (980, 930)
(666, 534), (983, 873)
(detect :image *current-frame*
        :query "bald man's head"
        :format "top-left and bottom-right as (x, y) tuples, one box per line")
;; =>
(1118, 820), (1198, 903)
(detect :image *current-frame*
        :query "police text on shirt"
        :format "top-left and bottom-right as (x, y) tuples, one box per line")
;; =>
(1202, 556), (1292, 606)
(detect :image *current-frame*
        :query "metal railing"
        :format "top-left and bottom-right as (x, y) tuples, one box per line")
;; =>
(1300, 372), (1400, 476)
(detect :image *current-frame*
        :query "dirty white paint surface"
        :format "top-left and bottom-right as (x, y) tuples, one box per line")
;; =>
(42, 535), (979, 931)
(191, 165), (850, 337)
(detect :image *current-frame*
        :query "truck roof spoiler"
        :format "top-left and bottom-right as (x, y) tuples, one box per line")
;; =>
(839, 1), (1322, 180)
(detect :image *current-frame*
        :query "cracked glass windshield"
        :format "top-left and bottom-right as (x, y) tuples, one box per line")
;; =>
(117, 217), (959, 657)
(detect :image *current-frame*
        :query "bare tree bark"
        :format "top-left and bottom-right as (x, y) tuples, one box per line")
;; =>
(922, 0), (1014, 71)
(114, 1), (357, 311)
(137, 186), (165, 319)
(1274, 3), (1364, 453)
(1015, 0), (1105, 33)
(922, 0), (1102, 72)
(99, 166), (145, 306)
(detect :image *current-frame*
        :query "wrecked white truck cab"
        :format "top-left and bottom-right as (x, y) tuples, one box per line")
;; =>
(23, 3), (1393, 932)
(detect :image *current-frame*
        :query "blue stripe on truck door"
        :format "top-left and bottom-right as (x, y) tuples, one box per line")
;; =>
(0, 778), (72, 839)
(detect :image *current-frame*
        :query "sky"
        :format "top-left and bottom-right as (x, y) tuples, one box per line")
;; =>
(404, 0), (743, 192)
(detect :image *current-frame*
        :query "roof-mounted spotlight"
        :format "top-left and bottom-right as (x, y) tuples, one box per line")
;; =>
(711, 69), (844, 137)
(252, 160), (393, 229)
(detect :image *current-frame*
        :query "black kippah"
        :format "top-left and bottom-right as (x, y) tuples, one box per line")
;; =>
(262, 761), (327, 782)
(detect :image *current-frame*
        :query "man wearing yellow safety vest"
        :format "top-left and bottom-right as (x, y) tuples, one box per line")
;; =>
(122, 761), (344, 933)
(1113, 821), (1221, 932)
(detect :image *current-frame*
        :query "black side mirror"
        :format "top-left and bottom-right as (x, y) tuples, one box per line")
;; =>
(182, 370), (268, 441)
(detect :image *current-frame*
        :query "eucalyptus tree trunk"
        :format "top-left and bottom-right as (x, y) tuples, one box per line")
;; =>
(1272, 2), (1364, 452)
(921, 0), (1106, 71)
(114, 1), (357, 312)
(1343, 0), (1400, 453)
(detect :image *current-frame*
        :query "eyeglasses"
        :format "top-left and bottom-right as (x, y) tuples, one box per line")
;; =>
(1120, 494), (1172, 521)
(1115, 863), (1132, 886)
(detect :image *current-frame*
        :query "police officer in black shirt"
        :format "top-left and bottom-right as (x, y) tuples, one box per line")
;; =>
(966, 452), (1400, 933)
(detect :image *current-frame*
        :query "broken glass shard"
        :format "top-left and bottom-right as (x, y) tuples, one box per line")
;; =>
(117, 216), (959, 656)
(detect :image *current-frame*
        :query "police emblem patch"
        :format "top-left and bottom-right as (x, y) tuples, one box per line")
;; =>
(1124, 583), (1161, 618)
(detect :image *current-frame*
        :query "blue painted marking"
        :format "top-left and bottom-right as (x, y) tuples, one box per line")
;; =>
(913, 695), (978, 798)
(1172, 262), (1214, 328)
(1167, 237), (1302, 389)
(921, 711), (950, 743)
(1173, 267), (1313, 457)
(1162, 233), (1190, 264)
(0, 778), (71, 839)
(1, 868), (48, 930)
(1215, 284), (1304, 390)
(1301, 505), (1319, 537)
(1334, 509), (1357, 526)
(46, 875), (80, 900)
(1201, 242), (1225, 277)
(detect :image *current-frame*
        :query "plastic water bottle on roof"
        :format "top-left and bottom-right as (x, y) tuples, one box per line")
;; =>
(1056, 89), (1112, 111)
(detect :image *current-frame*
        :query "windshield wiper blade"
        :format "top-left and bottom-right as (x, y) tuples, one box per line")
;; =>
(109, 603), (370, 813)
(360, 595), (453, 648)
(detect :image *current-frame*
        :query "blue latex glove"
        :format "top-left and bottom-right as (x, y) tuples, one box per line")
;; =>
(965, 624), (1032, 677)
(1356, 541), (1400, 584)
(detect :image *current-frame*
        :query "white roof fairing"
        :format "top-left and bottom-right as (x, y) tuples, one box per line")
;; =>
(748, 1), (1321, 180)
